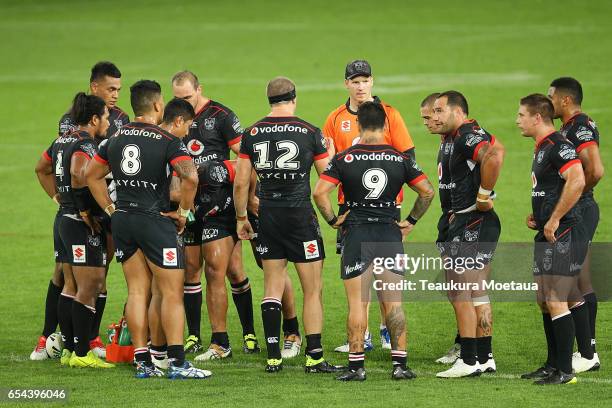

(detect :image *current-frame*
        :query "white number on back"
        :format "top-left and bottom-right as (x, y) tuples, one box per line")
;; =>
(362, 168), (387, 199)
(252, 140), (300, 170)
(121, 144), (141, 175)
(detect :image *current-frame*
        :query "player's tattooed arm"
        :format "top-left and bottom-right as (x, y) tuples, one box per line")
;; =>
(247, 169), (259, 216)
(70, 154), (90, 189)
(407, 177), (435, 220)
(234, 157), (254, 239)
(313, 177), (349, 228)
(172, 158), (198, 215)
(34, 156), (56, 199)
(578, 144), (604, 192)
(85, 157), (112, 211)
(476, 138), (505, 191)
(169, 175), (181, 203)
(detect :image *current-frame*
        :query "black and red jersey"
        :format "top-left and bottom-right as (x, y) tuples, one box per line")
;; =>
(43, 130), (98, 212)
(449, 120), (496, 212)
(322, 144), (425, 225)
(531, 131), (582, 229)
(239, 116), (328, 208)
(94, 122), (192, 215)
(58, 106), (129, 137)
(560, 112), (600, 198)
(437, 134), (454, 213)
(183, 100), (242, 166)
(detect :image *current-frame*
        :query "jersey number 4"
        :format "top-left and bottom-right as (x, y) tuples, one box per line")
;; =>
(362, 168), (387, 199)
(252, 141), (300, 170)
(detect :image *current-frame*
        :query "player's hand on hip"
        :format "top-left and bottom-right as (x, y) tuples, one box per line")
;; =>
(80, 211), (101, 234)
(543, 217), (559, 243)
(237, 219), (254, 240)
(526, 213), (537, 230)
(247, 196), (260, 217)
(160, 211), (187, 234)
(476, 198), (494, 212)
(325, 137), (336, 157)
(396, 220), (414, 241)
(332, 210), (350, 229)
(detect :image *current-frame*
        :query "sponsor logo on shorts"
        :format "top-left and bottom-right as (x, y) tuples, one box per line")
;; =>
(464, 229), (479, 242)
(72, 245), (86, 263)
(341, 120), (351, 132)
(344, 261), (365, 275)
(256, 244), (269, 254)
(88, 234), (101, 247)
(303, 240), (320, 260)
(267, 337), (279, 343)
(163, 248), (178, 266)
(115, 249), (124, 258)
(202, 228), (219, 241)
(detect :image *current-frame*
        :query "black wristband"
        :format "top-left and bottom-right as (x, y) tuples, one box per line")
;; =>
(406, 215), (418, 225)
(73, 187), (91, 213)
(327, 215), (338, 226)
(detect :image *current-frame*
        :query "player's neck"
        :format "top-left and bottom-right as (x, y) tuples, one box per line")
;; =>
(134, 114), (158, 125)
(533, 126), (557, 144)
(268, 105), (295, 117)
(195, 95), (210, 113)
(561, 107), (582, 124)
(77, 125), (95, 138)
(359, 130), (384, 144)
(349, 96), (373, 113)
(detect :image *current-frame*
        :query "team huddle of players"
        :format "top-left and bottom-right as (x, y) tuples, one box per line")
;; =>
(31, 60), (603, 384)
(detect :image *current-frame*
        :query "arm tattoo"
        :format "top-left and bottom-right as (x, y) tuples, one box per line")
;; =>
(173, 159), (197, 180)
(170, 176), (181, 193)
(386, 305), (406, 350)
(315, 200), (335, 223)
(409, 179), (434, 219)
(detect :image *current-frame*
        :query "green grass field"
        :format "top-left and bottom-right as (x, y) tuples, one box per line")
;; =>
(1, 0), (611, 406)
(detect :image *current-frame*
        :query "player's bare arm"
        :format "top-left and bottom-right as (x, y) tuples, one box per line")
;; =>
(85, 158), (113, 214)
(312, 178), (349, 229)
(247, 169), (259, 216)
(34, 155), (56, 200)
(397, 178), (435, 236)
(233, 156), (254, 239)
(578, 144), (604, 192)
(71, 153), (101, 233)
(163, 158), (198, 233)
(544, 163), (585, 243)
(169, 175), (181, 203)
(313, 155), (331, 175)
(475, 138), (505, 211)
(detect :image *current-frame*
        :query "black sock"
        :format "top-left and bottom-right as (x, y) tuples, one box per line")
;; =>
(168, 344), (185, 366)
(542, 313), (556, 368)
(57, 294), (74, 352)
(460, 337), (477, 366)
(231, 278), (255, 336)
(552, 312), (575, 374)
(72, 301), (95, 357)
(349, 352), (365, 370)
(571, 302), (594, 359)
(391, 350), (407, 369)
(42, 280), (61, 337)
(90, 292), (106, 341)
(476, 336), (493, 364)
(210, 332), (230, 349)
(150, 344), (167, 361)
(134, 346), (152, 366)
(583, 292), (597, 352)
(306, 334), (323, 360)
(283, 317), (300, 337)
(183, 283), (202, 338)
(454, 331), (461, 346)
(261, 298), (282, 359)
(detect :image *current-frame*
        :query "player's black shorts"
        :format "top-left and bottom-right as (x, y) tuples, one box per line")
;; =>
(53, 211), (68, 263)
(446, 209), (501, 266)
(184, 217), (203, 246)
(248, 212), (264, 269)
(111, 210), (184, 269)
(579, 197), (599, 242)
(533, 224), (589, 277)
(341, 223), (404, 280)
(201, 216), (237, 244)
(336, 205), (401, 255)
(436, 211), (452, 255)
(58, 214), (107, 267)
(258, 206), (325, 263)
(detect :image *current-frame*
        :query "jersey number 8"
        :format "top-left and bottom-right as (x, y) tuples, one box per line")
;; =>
(120, 144), (142, 175)
(362, 168), (387, 199)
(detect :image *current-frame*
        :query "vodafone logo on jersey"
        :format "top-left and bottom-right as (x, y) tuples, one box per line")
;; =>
(187, 139), (205, 155)
(341, 120), (351, 132)
(249, 123), (308, 136)
(250, 127), (259, 136)
(344, 154), (354, 163)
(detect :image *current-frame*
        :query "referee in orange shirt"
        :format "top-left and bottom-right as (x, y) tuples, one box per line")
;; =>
(323, 60), (416, 352)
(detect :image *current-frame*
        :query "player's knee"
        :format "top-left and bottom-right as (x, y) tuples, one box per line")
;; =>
(204, 265), (226, 284)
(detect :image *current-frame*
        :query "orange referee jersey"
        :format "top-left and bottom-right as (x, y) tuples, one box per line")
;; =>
(323, 96), (415, 205)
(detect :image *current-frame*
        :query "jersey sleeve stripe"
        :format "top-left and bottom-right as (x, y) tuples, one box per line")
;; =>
(313, 152), (329, 161)
(169, 156), (192, 165)
(238, 153), (250, 159)
(408, 174), (427, 186)
(227, 135), (242, 146)
(73, 151), (91, 160)
(559, 159), (581, 174)
(472, 140), (488, 161)
(93, 154), (108, 164)
(223, 160), (236, 183)
(320, 174), (340, 185)
(575, 140), (598, 153)
(42, 150), (52, 162)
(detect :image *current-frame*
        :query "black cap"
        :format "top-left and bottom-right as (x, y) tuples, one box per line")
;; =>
(345, 60), (372, 79)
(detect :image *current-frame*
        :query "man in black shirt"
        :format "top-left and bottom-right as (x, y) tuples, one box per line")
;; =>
(548, 77), (603, 373)
(234, 77), (340, 373)
(517, 93), (586, 385)
(172, 71), (258, 357)
(86, 83), (209, 380)
(432, 91), (505, 378)
(314, 102), (435, 381)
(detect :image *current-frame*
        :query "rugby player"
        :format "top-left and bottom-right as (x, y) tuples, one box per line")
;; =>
(36, 93), (114, 368)
(171, 71), (259, 358)
(86, 81), (210, 379)
(432, 91), (505, 378)
(323, 60), (416, 352)
(517, 94), (586, 385)
(30, 61), (129, 360)
(234, 76), (341, 373)
(420, 92), (462, 364)
(548, 77), (603, 373)
(314, 101), (435, 381)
